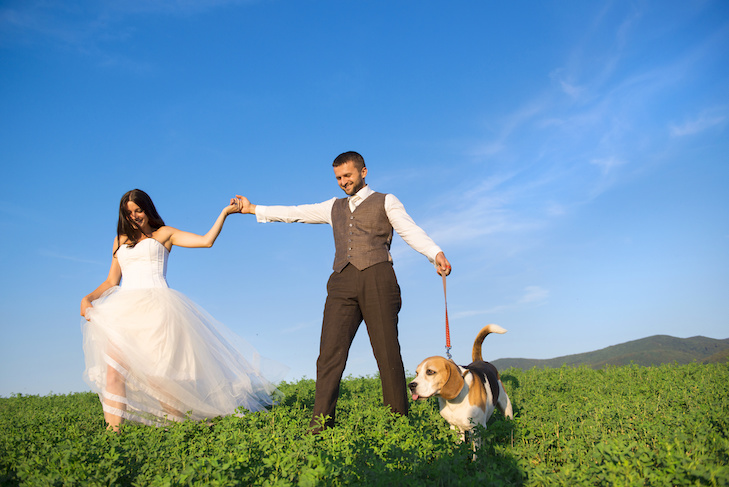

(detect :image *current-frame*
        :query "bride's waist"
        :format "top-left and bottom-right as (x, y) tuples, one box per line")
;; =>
(120, 277), (169, 289)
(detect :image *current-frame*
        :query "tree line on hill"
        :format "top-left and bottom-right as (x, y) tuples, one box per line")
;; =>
(491, 335), (729, 370)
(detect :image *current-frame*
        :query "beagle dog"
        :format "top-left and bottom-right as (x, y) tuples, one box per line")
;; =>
(409, 325), (513, 446)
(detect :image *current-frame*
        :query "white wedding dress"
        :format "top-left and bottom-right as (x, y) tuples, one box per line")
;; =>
(82, 238), (287, 425)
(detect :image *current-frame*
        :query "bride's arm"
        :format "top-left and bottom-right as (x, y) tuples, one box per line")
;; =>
(160, 199), (240, 249)
(80, 237), (123, 318)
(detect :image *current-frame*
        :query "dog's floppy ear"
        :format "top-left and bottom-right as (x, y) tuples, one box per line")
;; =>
(439, 360), (465, 400)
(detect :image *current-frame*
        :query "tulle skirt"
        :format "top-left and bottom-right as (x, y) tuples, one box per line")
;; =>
(82, 286), (287, 426)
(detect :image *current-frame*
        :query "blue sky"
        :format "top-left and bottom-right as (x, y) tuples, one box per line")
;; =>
(1, 0), (727, 396)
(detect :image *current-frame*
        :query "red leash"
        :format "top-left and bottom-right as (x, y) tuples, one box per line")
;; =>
(442, 273), (452, 360)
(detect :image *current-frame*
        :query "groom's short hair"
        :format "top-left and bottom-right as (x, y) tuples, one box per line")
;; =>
(333, 151), (365, 171)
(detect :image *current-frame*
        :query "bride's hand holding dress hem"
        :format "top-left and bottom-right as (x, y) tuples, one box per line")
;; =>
(80, 237), (122, 319)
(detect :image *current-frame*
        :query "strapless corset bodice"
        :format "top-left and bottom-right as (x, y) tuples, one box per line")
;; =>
(117, 238), (169, 289)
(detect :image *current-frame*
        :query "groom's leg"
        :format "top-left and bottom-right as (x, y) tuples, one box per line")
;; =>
(310, 265), (362, 431)
(360, 262), (408, 417)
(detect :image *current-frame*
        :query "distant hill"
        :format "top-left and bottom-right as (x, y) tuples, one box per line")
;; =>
(491, 335), (729, 370)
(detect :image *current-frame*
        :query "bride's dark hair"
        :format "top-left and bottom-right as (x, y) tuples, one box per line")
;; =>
(117, 189), (165, 249)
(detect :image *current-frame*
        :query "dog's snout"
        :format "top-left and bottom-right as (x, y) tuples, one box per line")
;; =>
(408, 381), (417, 391)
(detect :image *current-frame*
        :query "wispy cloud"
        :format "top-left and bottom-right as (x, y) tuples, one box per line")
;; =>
(406, 4), (727, 312)
(550, 68), (586, 100)
(670, 111), (727, 137)
(590, 156), (627, 175)
(1, 0), (248, 67)
(467, 98), (548, 162)
(452, 306), (509, 320)
(453, 285), (549, 319)
(279, 321), (316, 335)
(39, 249), (104, 266)
(431, 6), (691, 254)
(1, 3), (103, 47)
(103, 0), (253, 16)
(519, 285), (549, 304)
(423, 181), (547, 250)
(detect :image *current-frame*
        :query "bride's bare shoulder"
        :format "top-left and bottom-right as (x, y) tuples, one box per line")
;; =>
(152, 225), (176, 240)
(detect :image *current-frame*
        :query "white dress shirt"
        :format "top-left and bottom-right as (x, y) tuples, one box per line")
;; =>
(255, 185), (443, 264)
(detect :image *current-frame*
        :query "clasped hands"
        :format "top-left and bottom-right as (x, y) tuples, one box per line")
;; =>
(228, 195), (255, 214)
(226, 196), (254, 214)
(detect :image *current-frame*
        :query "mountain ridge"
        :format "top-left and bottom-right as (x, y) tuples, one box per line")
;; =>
(490, 335), (729, 370)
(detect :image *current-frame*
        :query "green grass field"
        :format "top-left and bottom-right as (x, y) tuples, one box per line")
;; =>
(1, 363), (728, 486)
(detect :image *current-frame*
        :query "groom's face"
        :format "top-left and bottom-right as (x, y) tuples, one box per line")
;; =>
(334, 161), (367, 196)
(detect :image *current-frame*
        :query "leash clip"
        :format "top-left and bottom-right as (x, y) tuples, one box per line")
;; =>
(445, 346), (452, 361)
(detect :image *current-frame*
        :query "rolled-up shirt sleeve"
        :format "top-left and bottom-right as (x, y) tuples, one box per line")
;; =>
(255, 198), (336, 225)
(385, 194), (443, 264)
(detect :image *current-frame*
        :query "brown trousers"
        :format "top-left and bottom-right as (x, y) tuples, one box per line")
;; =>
(310, 262), (407, 430)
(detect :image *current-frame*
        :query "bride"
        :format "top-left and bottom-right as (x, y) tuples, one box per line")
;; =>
(80, 189), (286, 431)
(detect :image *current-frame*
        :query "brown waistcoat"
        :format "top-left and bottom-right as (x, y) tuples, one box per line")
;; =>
(331, 192), (393, 272)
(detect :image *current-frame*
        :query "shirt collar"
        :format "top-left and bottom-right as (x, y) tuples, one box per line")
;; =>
(351, 185), (373, 201)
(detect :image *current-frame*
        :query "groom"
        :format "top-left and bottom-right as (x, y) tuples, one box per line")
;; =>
(235, 151), (451, 432)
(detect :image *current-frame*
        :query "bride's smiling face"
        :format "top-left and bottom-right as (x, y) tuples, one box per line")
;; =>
(126, 201), (150, 231)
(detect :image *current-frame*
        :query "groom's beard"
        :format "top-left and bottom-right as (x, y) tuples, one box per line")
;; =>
(344, 180), (366, 196)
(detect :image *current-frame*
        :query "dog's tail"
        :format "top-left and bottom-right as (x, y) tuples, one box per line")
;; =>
(472, 324), (507, 362)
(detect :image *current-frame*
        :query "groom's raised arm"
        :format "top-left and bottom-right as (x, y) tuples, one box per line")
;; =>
(234, 195), (335, 225)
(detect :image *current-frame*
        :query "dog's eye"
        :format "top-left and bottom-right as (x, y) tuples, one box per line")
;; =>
(426, 369), (436, 376)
